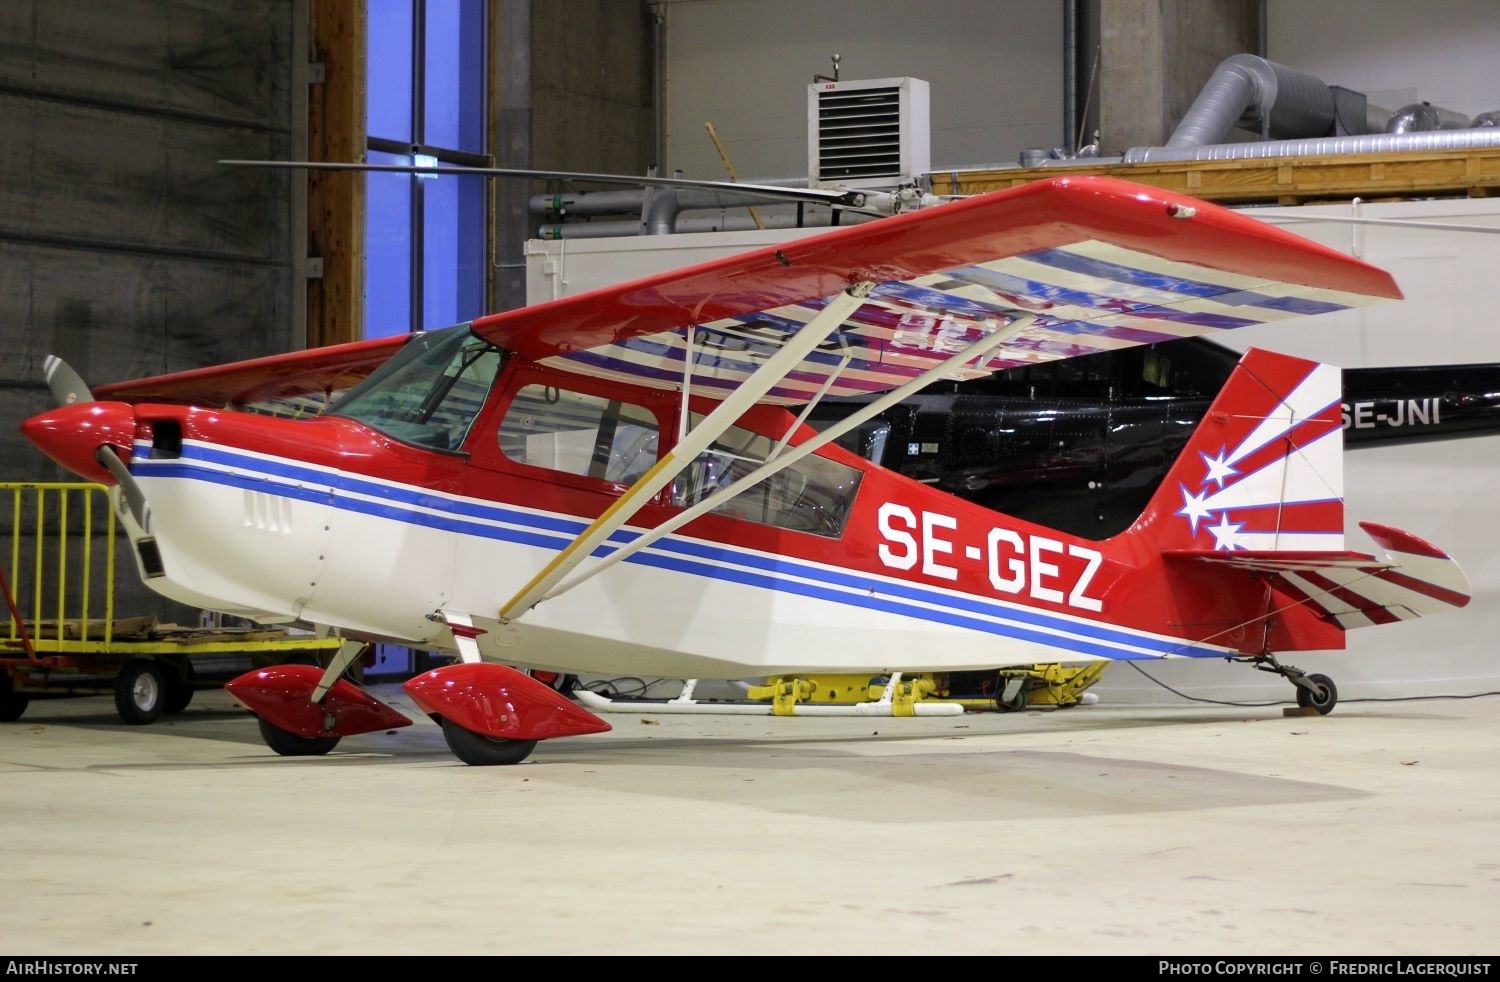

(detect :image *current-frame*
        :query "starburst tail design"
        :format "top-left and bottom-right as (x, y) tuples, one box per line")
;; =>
(1132, 347), (1344, 553)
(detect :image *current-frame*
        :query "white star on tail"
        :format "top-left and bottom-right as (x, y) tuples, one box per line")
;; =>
(1207, 513), (1246, 551)
(1200, 447), (1239, 489)
(1177, 484), (1213, 534)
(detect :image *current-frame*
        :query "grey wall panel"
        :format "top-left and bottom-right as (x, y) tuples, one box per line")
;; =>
(3, 242), (291, 392)
(0, 0), (292, 131)
(0, 95), (290, 260)
(2, 0), (295, 416)
(530, 0), (653, 173)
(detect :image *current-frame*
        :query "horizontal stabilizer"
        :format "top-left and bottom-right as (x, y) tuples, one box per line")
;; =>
(1165, 521), (1470, 630)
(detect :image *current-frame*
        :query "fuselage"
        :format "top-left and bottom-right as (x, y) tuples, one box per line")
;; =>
(78, 331), (1341, 680)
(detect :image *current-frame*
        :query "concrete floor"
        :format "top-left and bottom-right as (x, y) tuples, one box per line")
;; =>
(1, 684), (1498, 956)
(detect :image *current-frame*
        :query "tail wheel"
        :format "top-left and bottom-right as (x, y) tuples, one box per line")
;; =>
(440, 718), (537, 766)
(1296, 673), (1339, 715)
(114, 658), (166, 725)
(256, 717), (340, 757)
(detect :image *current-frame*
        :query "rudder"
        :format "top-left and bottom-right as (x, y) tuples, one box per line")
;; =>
(1134, 347), (1345, 554)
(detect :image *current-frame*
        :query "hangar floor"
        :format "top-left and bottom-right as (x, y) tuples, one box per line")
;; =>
(1, 684), (1497, 957)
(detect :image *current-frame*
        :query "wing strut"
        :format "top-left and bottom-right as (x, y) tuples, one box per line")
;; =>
(496, 280), (877, 624)
(538, 314), (1039, 604)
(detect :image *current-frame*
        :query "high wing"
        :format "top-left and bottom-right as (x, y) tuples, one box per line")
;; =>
(85, 176), (1397, 412)
(472, 174), (1401, 405)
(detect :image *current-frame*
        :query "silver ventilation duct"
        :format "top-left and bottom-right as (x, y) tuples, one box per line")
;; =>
(1166, 54), (1339, 148)
(1385, 102), (1472, 133)
(1124, 126), (1500, 164)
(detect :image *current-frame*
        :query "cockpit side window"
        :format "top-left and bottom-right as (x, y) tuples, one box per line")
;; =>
(669, 415), (862, 538)
(330, 327), (504, 451)
(498, 385), (661, 485)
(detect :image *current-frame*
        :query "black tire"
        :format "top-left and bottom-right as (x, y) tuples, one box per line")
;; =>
(440, 718), (537, 766)
(0, 673), (28, 723)
(114, 658), (166, 725)
(995, 676), (1032, 712)
(162, 662), (195, 714)
(1296, 673), (1339, 715)
(257, 717), (340, 757)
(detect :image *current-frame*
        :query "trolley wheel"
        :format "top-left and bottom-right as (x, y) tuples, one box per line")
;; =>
(256, 717), (340, 757)
(162, 662), (195, 714)
(0, 673), (28, 723)
(1295, 673), (1339, 715)
(114, 658), (166, 725)
(440, 718), (537, 766)
(995, 675), (1032, 713)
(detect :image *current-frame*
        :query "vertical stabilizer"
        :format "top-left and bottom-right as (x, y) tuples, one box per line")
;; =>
(1136, 347), (1344, 554)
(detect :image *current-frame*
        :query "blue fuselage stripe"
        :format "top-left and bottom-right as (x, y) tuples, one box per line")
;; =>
(133, 443), (1225, 660)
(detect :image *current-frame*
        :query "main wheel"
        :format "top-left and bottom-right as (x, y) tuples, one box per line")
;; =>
(1295, 673), (1339, 715)
(162, 662), (195, 714)
(0, 673), (28, 723)
(440, 718), (537, 766)
(256, 717), (340, 757)
(114, 658), (166, 725)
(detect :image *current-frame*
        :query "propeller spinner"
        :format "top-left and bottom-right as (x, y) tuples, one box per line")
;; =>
(28, 356), (152, 532)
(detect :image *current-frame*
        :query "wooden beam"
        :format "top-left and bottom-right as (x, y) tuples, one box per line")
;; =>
(929, 147), (1500, 207)
(306, 0), (366, 348)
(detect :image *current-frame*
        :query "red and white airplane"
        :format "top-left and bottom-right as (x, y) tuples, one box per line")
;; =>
(20, 175), (1472, 765)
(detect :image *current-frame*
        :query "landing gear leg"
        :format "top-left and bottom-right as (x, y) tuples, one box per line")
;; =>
(1239, 651), (1339, 715)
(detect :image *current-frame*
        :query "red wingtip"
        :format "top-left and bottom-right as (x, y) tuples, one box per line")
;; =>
(1358, 521), (1452, 559)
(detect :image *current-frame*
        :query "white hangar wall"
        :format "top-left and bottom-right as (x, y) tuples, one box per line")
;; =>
(656, 0), (1066, 183)
(1267, 0), (1500, 123)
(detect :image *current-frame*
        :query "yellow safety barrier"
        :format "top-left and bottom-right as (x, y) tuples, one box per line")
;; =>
(0, 481), (342, 724)
(4, 482), (117, 652)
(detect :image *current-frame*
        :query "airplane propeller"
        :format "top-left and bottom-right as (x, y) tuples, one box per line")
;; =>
(41, 355), (152, 532)
(43, 354), (93, 407)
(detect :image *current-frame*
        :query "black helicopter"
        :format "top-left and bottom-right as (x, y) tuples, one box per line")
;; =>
(807, 336), (1500, 539)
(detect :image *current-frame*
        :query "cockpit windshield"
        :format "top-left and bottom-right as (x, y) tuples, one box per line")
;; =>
(329, 326), (505, 451)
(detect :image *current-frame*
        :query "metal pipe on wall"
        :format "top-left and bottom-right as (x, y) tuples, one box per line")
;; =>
(1063, 0), (1077, 154)
(1126, 125), (1500, 164)
(538, 210), (872, 239)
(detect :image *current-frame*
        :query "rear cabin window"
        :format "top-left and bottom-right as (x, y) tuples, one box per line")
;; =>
(498, 385), (661, 484)
(670, 417), (862, 538)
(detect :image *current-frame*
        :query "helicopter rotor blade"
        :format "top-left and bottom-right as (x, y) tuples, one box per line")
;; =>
(219, 158), (888, 213)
